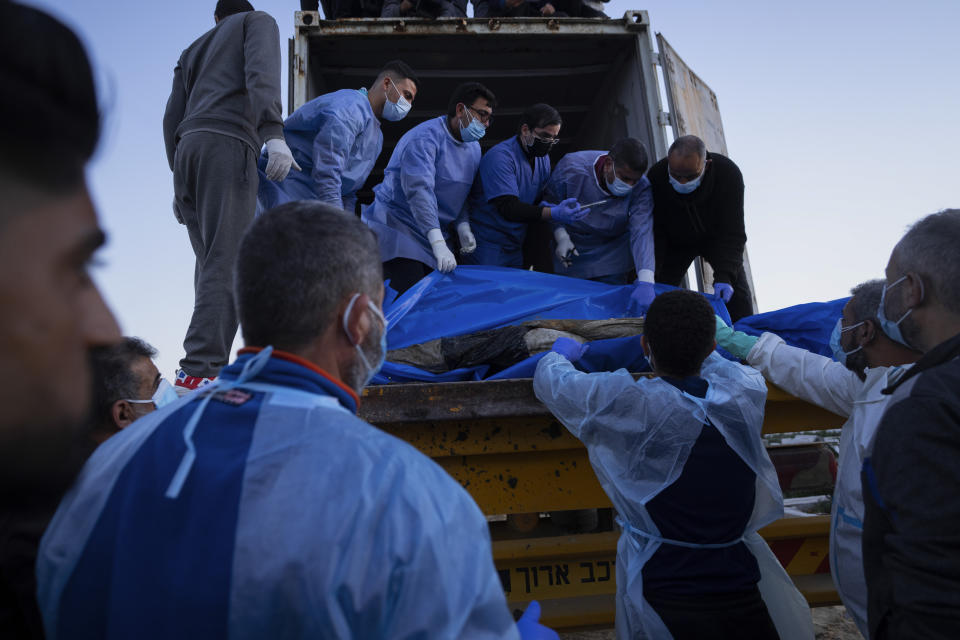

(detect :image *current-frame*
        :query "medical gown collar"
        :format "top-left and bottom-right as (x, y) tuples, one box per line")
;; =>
(230, 347), (359, 412)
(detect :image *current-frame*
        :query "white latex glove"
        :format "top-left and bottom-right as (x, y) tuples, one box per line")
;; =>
(554, 227), (578, 268)
(427, 228), (457, 273)
(264, 138), (301, 182)
(457, 221), (476, 254)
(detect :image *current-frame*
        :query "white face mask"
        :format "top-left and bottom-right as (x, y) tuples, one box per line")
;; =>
(124, 379), (179, 410)
(382, 78), (411, 122)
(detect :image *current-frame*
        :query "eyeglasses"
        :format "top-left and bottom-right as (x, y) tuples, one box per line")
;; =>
(466, 105), (493, 124)
(532, 132), (560, 146)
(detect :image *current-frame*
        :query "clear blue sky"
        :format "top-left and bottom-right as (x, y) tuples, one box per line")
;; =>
(26, 0), (960, 377)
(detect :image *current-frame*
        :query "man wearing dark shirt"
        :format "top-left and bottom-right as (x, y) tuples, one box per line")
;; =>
(647, 135), (753, 321)
(163, 1), (296, 391)
(535, 290), (794, 639)
(862, 208), (960, 639)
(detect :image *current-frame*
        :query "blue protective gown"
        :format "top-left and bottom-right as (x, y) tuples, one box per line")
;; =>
(464, 136), (551, 267)
(361, 116), (480, 267)
(534, 351), (813, 640)
(257, 89), (382, 213)
(543, 151), (655, 281)
(37, 350), (519, 640)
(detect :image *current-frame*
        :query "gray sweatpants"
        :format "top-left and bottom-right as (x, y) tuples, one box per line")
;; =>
(173, 131), (258, 378)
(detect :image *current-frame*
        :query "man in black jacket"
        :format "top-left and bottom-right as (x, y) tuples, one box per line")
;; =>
(647, 135), (752, 321)
(861, 208), (960, 639)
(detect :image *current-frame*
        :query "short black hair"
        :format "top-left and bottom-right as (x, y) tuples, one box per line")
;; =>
(0, 2), (100, 206)
(380, 60), (420, 92)
(894, 209), (960, 314)
(519, 103), (562, 133)
(644, 290), (715, 377)
(447, 82), (497, 119)
(90, 337), (157, 431)
(215, 0), (255, 20)
(609, 138), (649, 174)
(236, 202), (383, 352)
(669, 134), (707, 161)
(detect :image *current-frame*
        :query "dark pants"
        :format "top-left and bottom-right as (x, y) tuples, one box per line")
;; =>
(383, 257), (433, 295)
(173, 132), (258, 378)
(656, 249), (754, 322)
(646, 587), (780, 640)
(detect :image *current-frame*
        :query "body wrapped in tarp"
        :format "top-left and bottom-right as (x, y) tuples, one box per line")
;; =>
(376, 266), (846, 384)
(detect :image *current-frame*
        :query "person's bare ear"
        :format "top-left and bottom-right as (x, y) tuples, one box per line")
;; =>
(112, 400), (136, 430)
(859, 319), (878, 347)
(904, 272), (926, 308)
(342, 294), (373, 348)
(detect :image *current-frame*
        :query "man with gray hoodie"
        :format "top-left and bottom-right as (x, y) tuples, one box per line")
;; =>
(163, 0), (298, 393)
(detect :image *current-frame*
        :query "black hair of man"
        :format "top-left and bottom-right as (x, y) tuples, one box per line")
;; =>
(519, 103), (562, 132)
(894, 209), (960, 315)
(380, 60), (421, 92)
(446, 82), (497, 119)
(608, 137), (649, 174)
(0, 2), (99, 204)
(668, 134), (707, 162)
(644, 289), (716, 377)
(90, 337), (158, 432)
(214, 0), (255, 21)
(236, 202), (383, 352)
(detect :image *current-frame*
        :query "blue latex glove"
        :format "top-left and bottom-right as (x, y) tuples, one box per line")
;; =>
(516, 601), (560, 640)
(714, 282), (734, 302)
(715, 315), (759, 360)
(548, 197), (589, 224)
(629, 281), (656, 313)
(550, 337), (588, 363)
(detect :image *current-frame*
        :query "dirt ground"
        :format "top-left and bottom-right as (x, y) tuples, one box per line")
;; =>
(559, 606), (863, 639)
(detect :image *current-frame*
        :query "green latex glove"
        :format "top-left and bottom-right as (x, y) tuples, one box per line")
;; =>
(715, 315), (759, 360)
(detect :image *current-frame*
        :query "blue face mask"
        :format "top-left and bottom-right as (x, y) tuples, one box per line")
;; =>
(343, 293), (388, 388)
(382, 78), (411, 122)
(606, 165), (634, 197)
(829, 318), (864, 366)
(877, 275), (921, 349)
(668, 163), (705, 194)
(459, 107), (486, 143)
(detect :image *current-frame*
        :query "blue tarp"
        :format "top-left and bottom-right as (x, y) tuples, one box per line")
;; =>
(734, 297), (848, 359)
(374, 266), (848, 384)
(375, 266), (730, 384)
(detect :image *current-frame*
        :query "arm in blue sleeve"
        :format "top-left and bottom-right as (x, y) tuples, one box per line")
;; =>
(311, 112), (363, 209)
(542, 171), (567, 230)
(399, 135), (441, 234)
(456, 175), (482, 226)
(342, 193), (357, 215)
(628, 178), (655, 278)
(700, 351), (769, 428)
(533, 352), (640, 442)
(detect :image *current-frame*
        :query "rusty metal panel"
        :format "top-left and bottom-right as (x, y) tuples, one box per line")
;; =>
(656, 33), (727, 156)
(361, 378), (845, 432)
(495, 516), (837, 630)
(362, 380), (844, 514)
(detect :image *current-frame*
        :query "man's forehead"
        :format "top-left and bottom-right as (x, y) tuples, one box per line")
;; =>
(668, 151), (701, 164)
(470, 98), (491, 111)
